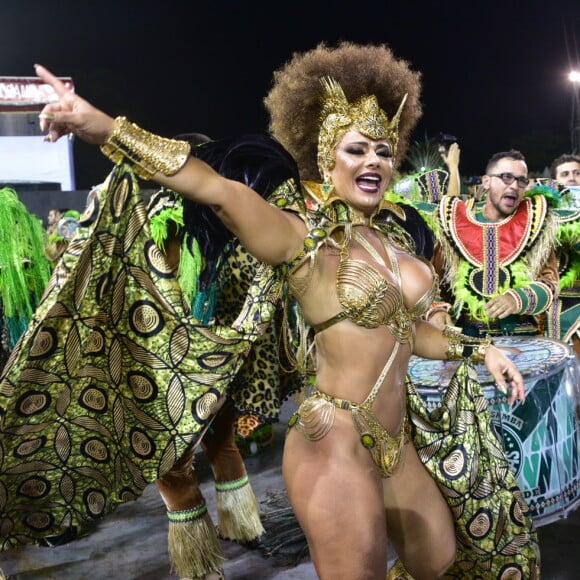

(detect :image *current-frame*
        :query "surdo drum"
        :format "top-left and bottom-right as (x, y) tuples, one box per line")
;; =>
(408, 336), (580, 526)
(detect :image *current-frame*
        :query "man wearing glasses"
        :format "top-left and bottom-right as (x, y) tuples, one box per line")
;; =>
(427, 150), (559, 337)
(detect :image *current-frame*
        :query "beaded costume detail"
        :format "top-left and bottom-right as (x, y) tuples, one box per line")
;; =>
(313, 230), (438, 346)
(291, 342), (411, 478)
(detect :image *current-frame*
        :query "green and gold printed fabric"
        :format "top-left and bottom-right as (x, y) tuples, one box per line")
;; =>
(148, 187), (304, 422)
(407, 362), (540, 579)
(0, 165), (282, 549)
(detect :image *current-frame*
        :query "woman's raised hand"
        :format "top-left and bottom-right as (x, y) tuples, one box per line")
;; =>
(35, 64), (115, 145)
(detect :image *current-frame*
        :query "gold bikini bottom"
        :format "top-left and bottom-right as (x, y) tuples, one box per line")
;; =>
(288, 389), (411, 478)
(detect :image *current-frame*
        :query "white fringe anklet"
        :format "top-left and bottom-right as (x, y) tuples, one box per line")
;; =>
(167, 502), (225, 579)
(215, 475), (264, 544)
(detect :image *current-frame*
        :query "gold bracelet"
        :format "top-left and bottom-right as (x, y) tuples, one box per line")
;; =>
(100, 116), (191, 180)
(443, 325), (493, 364)
(469, 340), (493, 364)
(424, 305), (450, 322)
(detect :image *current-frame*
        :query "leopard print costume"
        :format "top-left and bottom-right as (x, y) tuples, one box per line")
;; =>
(216, 242), (304, 423)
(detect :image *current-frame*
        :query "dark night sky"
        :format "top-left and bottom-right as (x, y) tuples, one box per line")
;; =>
(2, 0), (579, 188)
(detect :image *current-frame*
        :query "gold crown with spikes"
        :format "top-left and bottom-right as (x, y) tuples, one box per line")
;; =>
(317, 77), (407, 177)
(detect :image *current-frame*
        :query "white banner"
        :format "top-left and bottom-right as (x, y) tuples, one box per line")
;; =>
(0, 136), (75, 190)
(0, 76), (74, 108)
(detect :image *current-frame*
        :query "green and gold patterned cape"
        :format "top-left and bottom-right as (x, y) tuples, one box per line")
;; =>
(0, 165), (284, 549)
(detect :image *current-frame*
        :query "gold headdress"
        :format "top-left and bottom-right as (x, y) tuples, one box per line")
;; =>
(317, 77), (407, 177)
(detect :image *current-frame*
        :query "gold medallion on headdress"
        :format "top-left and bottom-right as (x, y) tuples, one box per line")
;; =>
(317, 77), (407, 177)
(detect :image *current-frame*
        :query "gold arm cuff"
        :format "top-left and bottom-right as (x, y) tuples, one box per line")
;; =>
(443, 325), (493, 364)
(470, 341), (493, 364)
(100, 116), (191, 180)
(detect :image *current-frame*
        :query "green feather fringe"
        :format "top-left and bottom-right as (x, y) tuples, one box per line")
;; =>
(149, 205), (185, 252)
(524, 184), (561, 207)
(148, 203), (207, 310)
(557, 218), (580, 246)
(0, 188), (51, 346)
(560, 252), (580, 290)
(179, 235), (203, 310)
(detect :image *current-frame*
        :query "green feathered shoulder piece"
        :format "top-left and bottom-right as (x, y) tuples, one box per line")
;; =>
(553, 208), (580, 245)
(552, 206), (580, 289)
(148, 189), (185, 251)
(524, 184), (561, 208)
(386, 191), (439, 237)
(147, 189), (203, 313)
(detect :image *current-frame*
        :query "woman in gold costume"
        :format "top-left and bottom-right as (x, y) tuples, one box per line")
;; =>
(17, 43), (538, 579)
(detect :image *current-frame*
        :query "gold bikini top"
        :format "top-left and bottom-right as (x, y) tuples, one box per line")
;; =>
(311, 231), (438, 345)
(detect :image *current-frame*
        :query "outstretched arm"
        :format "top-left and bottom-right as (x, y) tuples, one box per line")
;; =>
(35, 65), (305, 266)
(413, 319), (526, 405)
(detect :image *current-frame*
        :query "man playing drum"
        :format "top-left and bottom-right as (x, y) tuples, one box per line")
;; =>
(426, 149), (560, 337)
(417, 149), (579, 528)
